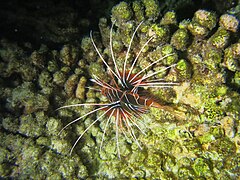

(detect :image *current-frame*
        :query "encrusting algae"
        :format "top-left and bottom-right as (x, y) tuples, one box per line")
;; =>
(0, 0), (240, 179)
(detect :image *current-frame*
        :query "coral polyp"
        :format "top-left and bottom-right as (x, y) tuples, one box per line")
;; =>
(58, 20), (179, 157)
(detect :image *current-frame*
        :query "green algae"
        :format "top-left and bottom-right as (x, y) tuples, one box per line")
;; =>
(192, 158), (212, 177)
(53, 70), (67, 86)
(208, 28), (230, 49)
(150, 24), (170, 44)
(160, 11), (177, 26)
(132, 1), (144, 22)
(176, 59), (192, 80)
(187, 21), (209, 37)
(111, 1), (133, 24)
(171, 28), (189, 51)
(0, 1), (240, 179)
(142, 0), (160, 21)
(193, 10), (217, 30)
(232, 71), (240, 88)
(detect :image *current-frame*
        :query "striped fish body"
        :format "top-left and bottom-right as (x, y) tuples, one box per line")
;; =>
(101, 87), (161, 119)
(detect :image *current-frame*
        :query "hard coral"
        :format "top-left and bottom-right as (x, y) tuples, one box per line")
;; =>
(0, 1), (239, 179)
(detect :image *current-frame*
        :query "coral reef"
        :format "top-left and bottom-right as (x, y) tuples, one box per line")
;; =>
(0, 0), (239, 179)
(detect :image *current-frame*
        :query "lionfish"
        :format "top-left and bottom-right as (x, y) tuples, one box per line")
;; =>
(58, 21), (179, 158)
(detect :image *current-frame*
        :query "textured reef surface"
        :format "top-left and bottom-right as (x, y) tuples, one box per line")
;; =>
(0, 0), (240, 179)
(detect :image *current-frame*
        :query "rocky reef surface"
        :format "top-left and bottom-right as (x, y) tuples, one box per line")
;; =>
(0, 0), (239, 179)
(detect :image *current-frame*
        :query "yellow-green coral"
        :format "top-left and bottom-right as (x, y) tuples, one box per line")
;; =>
(142, 0), (160, 20)
(208, 28), (230, 49)
(0, 1), (240, 179)
(193, 10), (217, 30)
(171, 28), (189, 51)
(160, 11), (177, 26)
(111, 1), (133, 24)
(219, 14), (239, 32)
(81, 4), (239, 178)
(223, 42), (240, 72)
(176, 59), (192, 79)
